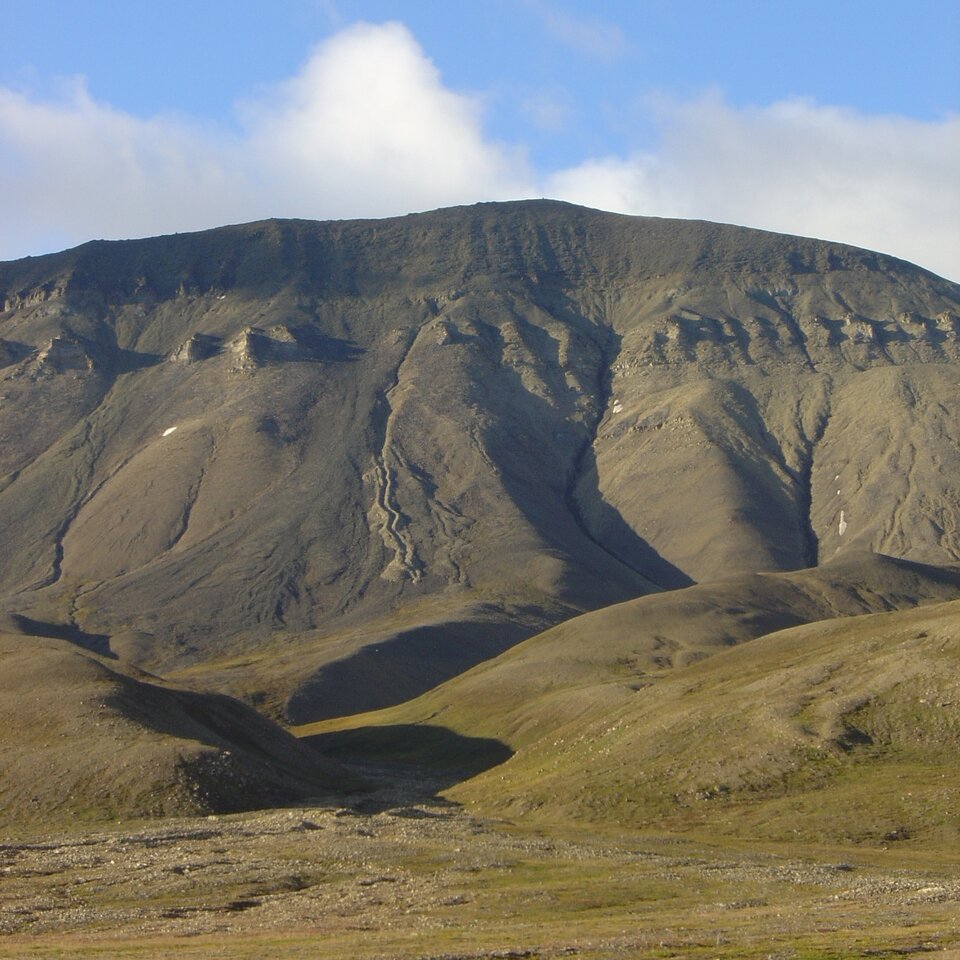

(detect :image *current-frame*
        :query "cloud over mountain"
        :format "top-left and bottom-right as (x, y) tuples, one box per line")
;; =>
(1, 22), (956, 280)
(549, 94), (960, 281)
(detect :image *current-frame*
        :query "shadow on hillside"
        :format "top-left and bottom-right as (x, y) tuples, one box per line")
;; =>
(573, 446), (695, 590)
(113, 347), (165, 373)
(301, 723), (513, 808)
(285, 619), (534, 723)
(287, 326), (365, 362)
(0, 339), (33, 366)
(9, 614), (114, 658)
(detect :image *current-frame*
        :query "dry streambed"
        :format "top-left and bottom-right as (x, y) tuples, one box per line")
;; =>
(2, 787), (960, 959)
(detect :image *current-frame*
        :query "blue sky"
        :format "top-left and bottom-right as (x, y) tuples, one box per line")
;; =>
(1, 0), (958, 278)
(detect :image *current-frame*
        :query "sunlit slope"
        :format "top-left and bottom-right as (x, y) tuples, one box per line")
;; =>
(450, 595), (960, 846)
(309, 553), (960, 742)
(303, 554), (960, 843)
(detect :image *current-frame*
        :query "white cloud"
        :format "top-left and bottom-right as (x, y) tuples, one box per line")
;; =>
(0, 78), (247, 254)
(0, 24), (957, 282)
(547, 94), (960, 281)
(519, 89), (571, 133)
(0, 22), (531, 260)
(242, 22), (530, 219)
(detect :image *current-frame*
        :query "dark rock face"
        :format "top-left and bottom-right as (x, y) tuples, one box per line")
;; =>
(1, 201), (958, 719)
(0, 338), (18, 367)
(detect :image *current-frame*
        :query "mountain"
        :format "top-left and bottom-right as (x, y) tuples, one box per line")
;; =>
(1, 201), (959, 723)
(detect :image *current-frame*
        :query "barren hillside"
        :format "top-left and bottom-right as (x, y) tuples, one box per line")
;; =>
(2, 201), (958, 721)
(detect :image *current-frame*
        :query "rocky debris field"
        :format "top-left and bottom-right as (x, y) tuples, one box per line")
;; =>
(2, 766), (960, 959)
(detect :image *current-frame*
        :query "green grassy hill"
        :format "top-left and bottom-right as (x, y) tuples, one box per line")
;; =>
(300, 554), (960, 846)
(0, 634), (358, 828)
(451, 596), (960, 846)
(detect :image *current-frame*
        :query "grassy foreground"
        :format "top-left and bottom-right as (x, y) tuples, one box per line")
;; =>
(1, 800), (959, 959)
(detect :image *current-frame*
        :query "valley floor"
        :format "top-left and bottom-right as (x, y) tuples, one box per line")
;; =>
(2, 766), (959, 960)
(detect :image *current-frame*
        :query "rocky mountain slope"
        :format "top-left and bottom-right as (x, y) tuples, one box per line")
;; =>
(2, 201), (959, 721)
